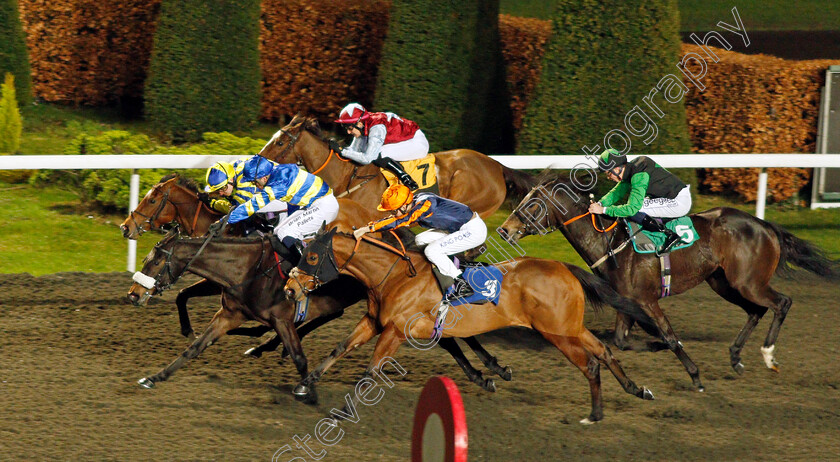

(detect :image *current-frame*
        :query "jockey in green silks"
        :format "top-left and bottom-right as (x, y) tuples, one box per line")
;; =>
(588, 149), (692, 256)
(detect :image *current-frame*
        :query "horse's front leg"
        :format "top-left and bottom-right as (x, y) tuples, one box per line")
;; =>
(269, 313), (316, 404)
(295, 313), (380, 397)
(462, 336), (512, 381)
(333, 323), (406, 422)
(174, 278), (222, 339)
(138, 307), (245, 388)
(437, 338), (496, 392)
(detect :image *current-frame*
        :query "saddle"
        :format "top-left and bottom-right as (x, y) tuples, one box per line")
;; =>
(626, 216), (699, 254)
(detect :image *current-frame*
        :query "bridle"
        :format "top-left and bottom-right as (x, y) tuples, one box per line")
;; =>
(511, 184), (628, 269)
(292, 231), (417, 296)
(128, 183), (207, 236)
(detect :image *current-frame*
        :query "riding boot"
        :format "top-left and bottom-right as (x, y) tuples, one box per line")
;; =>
(640, 215), (681, 256)
(270, 235), (302, 273)
(373, 156), (420, 191)
(431, 266), (455, 296)
(444, 274), (474, 303)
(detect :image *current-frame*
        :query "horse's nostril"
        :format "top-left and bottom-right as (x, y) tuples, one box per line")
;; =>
(285, 289), (295, 299)
(127, 293), (139, 303)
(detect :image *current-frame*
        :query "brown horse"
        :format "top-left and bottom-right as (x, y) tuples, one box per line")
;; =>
(126, 200), (515, 398)
(257, 115), (536, 218)
(283, 227), (656, 423)
(497, 173), (840, 391)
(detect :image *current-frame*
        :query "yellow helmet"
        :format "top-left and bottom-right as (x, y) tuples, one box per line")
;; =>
(377, 184), (414, 211)
(205, 162), (235, 192)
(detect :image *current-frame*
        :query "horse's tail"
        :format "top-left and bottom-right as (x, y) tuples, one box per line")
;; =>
(565, 264), (660, 336)
(501, 165), (539, 205)
(765, 221), (840, 280)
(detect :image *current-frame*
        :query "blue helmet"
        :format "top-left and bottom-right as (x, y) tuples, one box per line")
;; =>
(243, 155), (275, 182)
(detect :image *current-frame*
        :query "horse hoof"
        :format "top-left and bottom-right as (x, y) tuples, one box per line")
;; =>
(769, 364), (780, 373)
(579, 417), (598, 425)
(293, 384), (310, 397)
(732, 362), (745, 375)
(697, 385), (705, 393)
(483, 379), (497, 393)
(500, 366), (512, 381)
(642, 388), (655, 400)
(243, 347), (263, 358)
(137, 377), (155, 389)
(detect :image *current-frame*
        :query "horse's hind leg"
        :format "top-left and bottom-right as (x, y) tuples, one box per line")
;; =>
(540, 332), (603, 424)
(706, 272), (768, 374)
(138, 307), (245, 388)
(739, 284), (792, 372)
(438, 338), (496, 392)
(462, 336), (513, 381)
(174, 278), (221, 339)
(580, 329), (654, 401)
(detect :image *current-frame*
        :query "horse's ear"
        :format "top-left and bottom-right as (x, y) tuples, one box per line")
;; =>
(318, 220), (327, 234)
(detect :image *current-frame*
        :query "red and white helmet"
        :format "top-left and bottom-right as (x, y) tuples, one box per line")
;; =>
(335, 103), (368, 124)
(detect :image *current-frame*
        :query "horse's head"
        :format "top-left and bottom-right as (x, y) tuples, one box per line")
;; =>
(127, 228), (186, 305)
(498, 174), (585, 244)
(258, 115), (332, 168)
(284, 225), (340, 301)
(120, 174), (203, 239)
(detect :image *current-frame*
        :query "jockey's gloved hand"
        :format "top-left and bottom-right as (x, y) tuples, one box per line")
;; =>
(328, 138), (342, 153)
(208, 215), (229, 235)
(197, 192), (210, 204)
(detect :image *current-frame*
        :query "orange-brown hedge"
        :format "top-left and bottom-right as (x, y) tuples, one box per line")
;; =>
(16, 4), (840, 202)
(498, 14), (550, 135)
(259, 0), (390, 121)
(18, 0), (160, 105)
(682, 44), (840, 201)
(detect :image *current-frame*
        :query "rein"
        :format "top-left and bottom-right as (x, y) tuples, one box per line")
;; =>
(129, 183), (213, 236)
(310, 149), (350, 175)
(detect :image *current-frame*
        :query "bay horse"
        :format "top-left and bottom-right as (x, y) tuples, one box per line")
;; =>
(283, 227), (657, 423)
(126, 200), (516, 398)
(497, 173), (839, 391)
(257, 115), (536, 218)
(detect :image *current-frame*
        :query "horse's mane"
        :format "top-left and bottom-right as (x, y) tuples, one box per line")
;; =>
(288, 113), (325, 140)
(158, 173), (201, 194)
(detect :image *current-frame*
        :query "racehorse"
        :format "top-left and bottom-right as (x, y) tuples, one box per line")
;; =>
(497, 173), (839, 391)
(126, 200), (515, 399)
(283, 227), (657, 423)
(257, 115), (537, 218)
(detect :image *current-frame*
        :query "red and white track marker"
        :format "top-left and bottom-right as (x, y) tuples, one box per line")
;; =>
(411, 376), (468, 462)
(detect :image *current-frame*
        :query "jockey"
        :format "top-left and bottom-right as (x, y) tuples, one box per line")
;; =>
(220, 155), (338, 270)
(332, 102), (427, 191)
(203, 159), (259, 214)
(353, 184), (487, 301)
(589, 148), (692, 255)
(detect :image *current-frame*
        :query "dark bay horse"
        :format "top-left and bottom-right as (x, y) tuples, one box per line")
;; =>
(498, 174), (839, 391)
(257, 115), (536, 218)
(126, 200), (515, 398)
(283, 227), (656, 424)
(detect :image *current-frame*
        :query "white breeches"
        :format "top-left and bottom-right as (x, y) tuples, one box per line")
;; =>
(416, 214), (487, 278)
(379, 130), (430, 162)
(639, 185), (692, 218)
(272, 194), (339, 241)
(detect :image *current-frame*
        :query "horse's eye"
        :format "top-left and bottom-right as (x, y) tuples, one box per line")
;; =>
(150, 199), (156, 204)
(307, 253), (318, 264)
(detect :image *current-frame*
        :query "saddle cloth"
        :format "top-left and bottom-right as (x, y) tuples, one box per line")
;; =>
(626, 216), (699, 254)
(444, 263), (504, 307)
(379, 153), (438, 192)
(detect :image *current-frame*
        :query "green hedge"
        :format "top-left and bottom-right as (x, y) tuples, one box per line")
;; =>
(30, 131), (267, 211)
(520, 0), (692, 184)
(375, 0), (513, 153)
(0, 0), (31, 105)
(144, 0), (262, 142)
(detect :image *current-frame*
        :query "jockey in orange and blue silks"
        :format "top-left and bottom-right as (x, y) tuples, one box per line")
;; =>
(332, 103), (427, 191)
(222, 155), (338, 267)
(353, 184), (487, 300)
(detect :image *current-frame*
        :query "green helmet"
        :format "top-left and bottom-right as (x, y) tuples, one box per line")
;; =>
(205, 161), (235, 192)
(597, 148), (627, 171)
